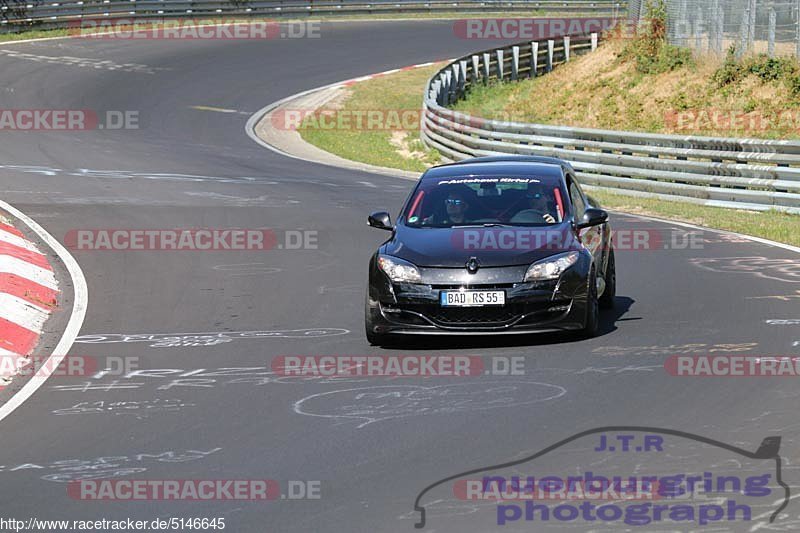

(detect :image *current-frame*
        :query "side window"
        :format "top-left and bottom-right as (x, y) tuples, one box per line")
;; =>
(567, 178), (586, 220)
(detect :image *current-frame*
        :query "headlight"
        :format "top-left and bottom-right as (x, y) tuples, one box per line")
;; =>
(378, 255), (422, 283)
(524, 252), (579, 281)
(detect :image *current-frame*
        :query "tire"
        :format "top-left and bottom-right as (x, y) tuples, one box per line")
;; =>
(580, 267), (600, 338)
(365, 293), (389, 346)
(599, 248), (616, 310)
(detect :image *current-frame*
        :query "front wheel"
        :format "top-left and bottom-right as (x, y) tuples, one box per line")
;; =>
(599, 248), (616, 310)
(580, 267), (600, 338)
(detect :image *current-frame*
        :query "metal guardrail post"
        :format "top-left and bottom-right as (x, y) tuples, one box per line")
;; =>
(547, 39), (554, 72)
(471, 55), (480, 84)
(564, 36), (570, 61)
(458, 59), (468, 94)
(432, 79), (442, 105)
(496, 49), (504, 80)
(482, 52), (491, 81)
(531, 41), (539, 77)
(511, 45), (519, 81)
(445, 67), (455, 103)
(591, 32), (598, 51)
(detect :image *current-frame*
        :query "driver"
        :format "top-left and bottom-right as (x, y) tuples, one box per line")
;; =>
(512, 184), (557, 224)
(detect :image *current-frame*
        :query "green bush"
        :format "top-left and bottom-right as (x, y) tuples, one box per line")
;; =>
(713, 46), (743, 86)
(622, 0), (695, 74)
(747, 54), (796, 82)
(714, 46), (800, 96)
(788, 74), (800, 96)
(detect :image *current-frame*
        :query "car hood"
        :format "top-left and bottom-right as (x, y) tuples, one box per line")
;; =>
(382, 224), (581, 268)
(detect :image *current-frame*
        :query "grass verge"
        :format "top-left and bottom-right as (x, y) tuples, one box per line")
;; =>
(299, 64), (442, 173)
(589, 189), (800, 247)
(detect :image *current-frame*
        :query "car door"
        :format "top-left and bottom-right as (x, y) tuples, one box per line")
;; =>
(566, 173), (604, 268)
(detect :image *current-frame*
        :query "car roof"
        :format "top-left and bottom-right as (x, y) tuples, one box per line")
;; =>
(421, 156), (570, 182)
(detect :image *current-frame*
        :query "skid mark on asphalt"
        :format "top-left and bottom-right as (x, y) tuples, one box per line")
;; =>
(748, 290), (800, 301)
(0, 49), (168, 74)
(212, 263), (282, 276)
(292, 381), (567, 429)
(183, 191), (299, 206)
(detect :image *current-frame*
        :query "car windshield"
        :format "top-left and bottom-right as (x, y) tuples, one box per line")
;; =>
(402, 176), (568, 228)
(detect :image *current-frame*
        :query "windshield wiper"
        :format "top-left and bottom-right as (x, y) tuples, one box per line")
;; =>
(451, 223), (512, 228)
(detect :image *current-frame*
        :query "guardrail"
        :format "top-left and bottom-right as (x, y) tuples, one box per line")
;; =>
(0, 0), (624, 32)
(421, 32), (800, 214)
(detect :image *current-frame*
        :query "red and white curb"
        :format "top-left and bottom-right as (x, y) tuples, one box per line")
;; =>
(0, 201), (87, 426)
(0, 217), (60, 387)
(332, 60), (451, 89)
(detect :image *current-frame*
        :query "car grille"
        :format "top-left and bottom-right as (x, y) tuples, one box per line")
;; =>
(430, 283), (517, 290)
(420, 305), (526, 326)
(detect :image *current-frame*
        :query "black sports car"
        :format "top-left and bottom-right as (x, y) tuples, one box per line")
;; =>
(365, 156), (616, 345)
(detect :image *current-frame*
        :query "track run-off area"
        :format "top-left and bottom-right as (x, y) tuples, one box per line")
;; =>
(0, 20), (799, 532)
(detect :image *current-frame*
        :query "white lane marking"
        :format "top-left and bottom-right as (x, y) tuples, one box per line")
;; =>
(0, 255), (58, 289)
(0, 199), (88, 425)
(189, 105), (251, 115)
(358, 181), (377, 188)
(0, 293), (50, 332)
(0, 228), (41, 252)
(0, 347), (21, 356)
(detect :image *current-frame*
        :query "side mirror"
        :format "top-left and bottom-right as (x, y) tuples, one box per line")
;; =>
(576, 208), (608, 229)
(368, 211), (393, 231)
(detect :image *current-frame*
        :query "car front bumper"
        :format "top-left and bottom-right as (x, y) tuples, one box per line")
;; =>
(367, 260), (591, 336)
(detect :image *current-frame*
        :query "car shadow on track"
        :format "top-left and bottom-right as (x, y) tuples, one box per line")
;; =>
(379, 296), (636, 350)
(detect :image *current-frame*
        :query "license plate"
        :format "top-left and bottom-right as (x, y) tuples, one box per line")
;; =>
(440, 290), (505, 307)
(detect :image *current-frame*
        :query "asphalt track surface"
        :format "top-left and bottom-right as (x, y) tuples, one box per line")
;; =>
(0, 20), (799, 533)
